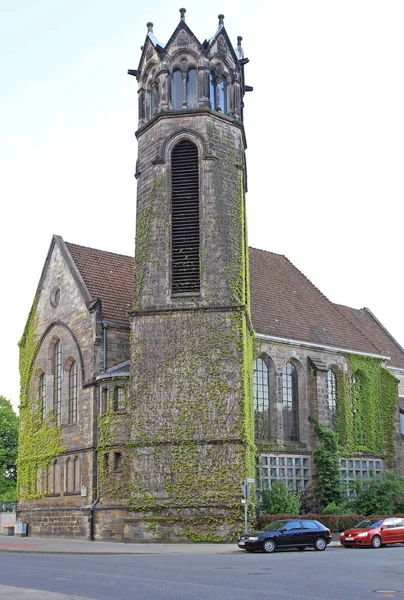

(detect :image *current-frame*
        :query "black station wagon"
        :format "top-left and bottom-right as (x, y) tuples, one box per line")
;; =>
(238, 519), (332, 553)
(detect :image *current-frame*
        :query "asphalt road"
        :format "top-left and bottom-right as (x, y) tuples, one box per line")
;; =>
(0, 546), (403, 600)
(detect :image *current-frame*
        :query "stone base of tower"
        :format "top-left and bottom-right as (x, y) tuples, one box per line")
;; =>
(123, 505), (243, 543)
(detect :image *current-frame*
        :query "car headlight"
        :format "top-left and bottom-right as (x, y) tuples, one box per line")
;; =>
(248, 536), (259, 541)
(357, 532), (368, 538)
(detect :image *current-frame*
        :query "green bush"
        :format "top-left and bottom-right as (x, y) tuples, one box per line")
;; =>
(352, 470), (404, 515)
(262, 480), (300, 514)
(322, 501), (350, 515)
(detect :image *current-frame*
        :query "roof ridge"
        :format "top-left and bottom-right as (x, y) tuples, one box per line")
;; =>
(65, 241), (133, 260)
(280, 255), (382, 356)
(332, 303), (385, 357)
(248, 246), (286, 258)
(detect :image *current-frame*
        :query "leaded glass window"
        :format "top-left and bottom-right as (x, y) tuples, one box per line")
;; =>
(53, 340), (61, 425)
(68, 361), (77, 424)
(186, 68), (197, 108)
(326, 370), (337, 429)
(254, 358), (269, 440)
(282, 362), (299, 441)
(39, 373), (46, 421)
(171, 70), (183, 110)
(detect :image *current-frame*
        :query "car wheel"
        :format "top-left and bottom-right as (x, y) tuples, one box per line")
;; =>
(263, 539), (276, 553)
(297, 547), (306, 551)
(314, 537), (327, 551)
(371, 535), (382, 549)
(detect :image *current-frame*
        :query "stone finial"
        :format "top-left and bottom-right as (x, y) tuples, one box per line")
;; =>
(147, 22), (154, 33)
(179, 8), (186, 20)
(218, 14), (225, 26)
(236, 35), (244, 59)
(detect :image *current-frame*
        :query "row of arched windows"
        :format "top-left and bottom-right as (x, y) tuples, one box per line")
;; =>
(37, 338), (78, 426)
(254, 358), (337, 442)
(171, 68), (227, 113)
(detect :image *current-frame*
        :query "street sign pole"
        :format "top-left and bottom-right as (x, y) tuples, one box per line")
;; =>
(241, 478), (255, 533)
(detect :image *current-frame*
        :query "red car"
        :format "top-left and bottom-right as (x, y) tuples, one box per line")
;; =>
(340, 517), (404, 548)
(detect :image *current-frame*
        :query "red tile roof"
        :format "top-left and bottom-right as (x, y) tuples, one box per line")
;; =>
(249, 247), (380, 356)
(64, 241), (404, 367)
(65, 242), (134, 324)
(335, 305), (404, 370)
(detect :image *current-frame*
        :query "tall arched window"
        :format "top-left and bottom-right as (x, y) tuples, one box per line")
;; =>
(53, 340), (62, 425)
(171, 70), (183, 109)
(38, 373), (46, 421)
(186, 68), (197, 108)
(148, 85), (156, 119)
(171, 139), (200, 294)
(68, 361), (77, 424)
(219, 79), (227, 113)
(282, 362), (299, 441)
(209, 72), (216, 109)
(254, 358), (269, 440)
(326, 370), (337, 429)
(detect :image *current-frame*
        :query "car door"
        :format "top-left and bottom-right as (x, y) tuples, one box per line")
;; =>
(380, 518), (396, 544)
(276, 520), (303, 547)
(391, 519), (404, 543)
(300, 520), (322, 545)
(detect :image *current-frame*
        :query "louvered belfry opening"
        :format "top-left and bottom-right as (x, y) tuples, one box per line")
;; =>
(171, 140), (200, 294)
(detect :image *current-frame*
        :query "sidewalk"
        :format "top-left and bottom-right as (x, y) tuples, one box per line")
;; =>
(0, 534), (342, 555)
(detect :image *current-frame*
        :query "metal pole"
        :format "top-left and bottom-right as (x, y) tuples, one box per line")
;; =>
(244, 478), (248, 533)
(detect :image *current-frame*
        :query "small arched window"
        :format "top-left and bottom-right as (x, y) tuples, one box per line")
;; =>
(171, 70), (183, 110)
(38, 373), (46, 421)
(219, 79), (227, 113)
(186, 68), (198, 108)
(282, 362), (299, 441)
(254, 358), (270, 440)
(53, 340), (62, 425)
(210, 72), (216, 109)
(68, 361), (77, 424)
(326, 370), (337, 429)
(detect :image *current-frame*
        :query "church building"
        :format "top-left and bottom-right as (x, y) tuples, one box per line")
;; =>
(17, 11), (404, 542)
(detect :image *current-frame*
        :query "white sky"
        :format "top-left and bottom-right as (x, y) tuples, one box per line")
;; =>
(1, 1), (404, 412)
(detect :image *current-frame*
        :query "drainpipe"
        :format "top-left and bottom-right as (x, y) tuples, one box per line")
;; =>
(102, 322), (107, 372)
(89, 384), (100, 541)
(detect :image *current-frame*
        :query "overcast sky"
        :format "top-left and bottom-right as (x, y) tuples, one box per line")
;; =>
(1, 1), (403, 412)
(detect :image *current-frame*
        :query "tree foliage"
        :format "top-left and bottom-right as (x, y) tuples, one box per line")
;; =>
(0, 396), (19, 499)
(352, 470), (404, 515)
(310, 417), (342, 506)
(262, 480), (300, 514)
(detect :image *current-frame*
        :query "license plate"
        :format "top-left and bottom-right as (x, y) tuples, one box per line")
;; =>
(239, 541), (245, 546)
(345, 538), (354, 542)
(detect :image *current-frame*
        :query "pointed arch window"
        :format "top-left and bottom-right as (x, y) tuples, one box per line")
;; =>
(68, 361), (77, 424)
(171, 139), (200, 294)
(254, 358), (270, 440)
(326, 370), (337, 429)
(209, 72), (216, 108)
(209, 71), (227, 114)
(219, 79), (227, 113)
(38, 373), (46, 421)
(186, 68), (198, 108)
(171, 70), (183, 109)
(53, 340), (62, 425)
(282, 362), (299, 441)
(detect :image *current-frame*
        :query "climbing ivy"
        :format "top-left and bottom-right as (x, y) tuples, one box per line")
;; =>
(17, 295), (65, 499)
(333, 355), (397, 463)
(309, 417), (342, 505)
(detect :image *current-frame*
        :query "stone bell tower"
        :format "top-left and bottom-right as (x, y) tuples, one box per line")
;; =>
(127, 9), (254, 542)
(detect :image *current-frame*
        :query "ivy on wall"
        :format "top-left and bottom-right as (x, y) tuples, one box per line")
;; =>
(333, 355), (398, 463)
(17, 296), (65, 499)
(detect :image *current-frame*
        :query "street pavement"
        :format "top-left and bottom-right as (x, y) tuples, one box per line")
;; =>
(0, 533), (342, 555)
(0, 534), (342, 600)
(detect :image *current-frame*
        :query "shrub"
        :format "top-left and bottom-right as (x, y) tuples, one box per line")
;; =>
(299, 487), (323, 514)
(322, 501), (350, 515)
(262, 481), (300, 514)
(353, 470), (404, 515)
